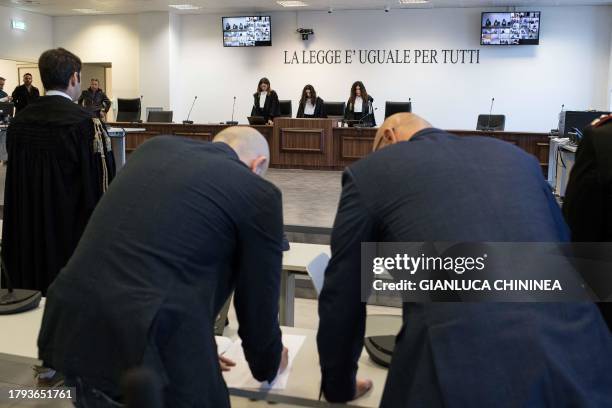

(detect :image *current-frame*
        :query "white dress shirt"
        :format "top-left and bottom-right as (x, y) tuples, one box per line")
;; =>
(304, 99), (315, 115)
(259, 91), (267, 108)
(46, 90), (73, 101)
(354, 96), (363, 113)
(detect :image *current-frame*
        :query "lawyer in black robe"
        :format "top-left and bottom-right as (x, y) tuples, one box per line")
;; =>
(1, 95), (115, 295)
(563, 114), (612, 330)
(343, 81), (376, 127)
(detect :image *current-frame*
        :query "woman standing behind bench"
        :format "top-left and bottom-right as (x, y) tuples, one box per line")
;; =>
(251, 77), (280, 125)
(344, 80), (376, 127)
(297, 84), (326, 118)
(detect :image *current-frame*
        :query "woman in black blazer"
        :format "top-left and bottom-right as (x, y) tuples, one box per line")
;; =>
(344, 80), (376, 127)
(296, 84), (326, 118)
(251, 77), (280, 124)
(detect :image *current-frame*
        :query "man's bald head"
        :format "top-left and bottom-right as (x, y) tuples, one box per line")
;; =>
(213, 126), (270, 176)
(373, 113), (432, 151)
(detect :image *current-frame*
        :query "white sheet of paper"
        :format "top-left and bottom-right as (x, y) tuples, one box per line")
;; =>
(222, 334), (306, 390)
(215, 336), (233, 355)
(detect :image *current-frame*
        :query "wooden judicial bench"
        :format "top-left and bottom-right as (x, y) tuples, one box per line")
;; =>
(109, 118), (551, 173)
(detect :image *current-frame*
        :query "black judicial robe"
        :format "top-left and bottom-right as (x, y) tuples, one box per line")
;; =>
(563, 116), (612, 329)
(38, 137), (283, 407)
(297, 97), (326, 118)
(251, 90), (280, 122)
(317, 128), (612, 406)
(1, 95), (115, 295)
(344, 95), (376, 127)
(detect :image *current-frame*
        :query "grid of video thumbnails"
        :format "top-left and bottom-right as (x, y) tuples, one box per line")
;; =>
(481, 12), (540, 45)
(223, 16), (271, 47)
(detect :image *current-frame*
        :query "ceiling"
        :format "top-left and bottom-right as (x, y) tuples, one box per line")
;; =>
(1, 0), (611, 16)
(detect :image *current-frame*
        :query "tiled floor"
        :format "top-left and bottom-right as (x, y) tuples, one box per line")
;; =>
(0, 167), (342, 228)
(265, 169), (342, 228)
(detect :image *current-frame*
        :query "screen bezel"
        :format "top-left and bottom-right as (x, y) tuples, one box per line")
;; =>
(480, 11), (541, 46)
(222, 16), (272, 47)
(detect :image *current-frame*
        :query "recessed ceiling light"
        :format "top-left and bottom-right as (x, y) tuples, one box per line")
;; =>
(277, 1), (308, 7)
(398, 0), (429, 4)
(11, 0), (41, 5)
(72, 8), (101, 14)
(11, 20), (27, 30)
(168, 4), (202, 10)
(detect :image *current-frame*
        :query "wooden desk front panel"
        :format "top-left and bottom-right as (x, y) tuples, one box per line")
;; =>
(272, 118), (335, 168)
(111, 122), (549, 173)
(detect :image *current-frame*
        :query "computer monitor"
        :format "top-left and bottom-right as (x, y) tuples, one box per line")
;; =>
(116, 98), (141, 122)
(247, 116), (267, 125)
(476, 114), (506, 131)
(147, 110), (173, 123)
(385, 101), (412, 118)
(279, 100), (292, 118)
(0, 102), (14, 122)
(323, 102), (345, 119)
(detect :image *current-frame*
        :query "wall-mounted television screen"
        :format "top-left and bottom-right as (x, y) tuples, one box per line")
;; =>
(222, 16), (271, 47)
(481, 12), (541, 45)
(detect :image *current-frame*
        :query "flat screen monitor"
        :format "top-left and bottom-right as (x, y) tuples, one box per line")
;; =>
(223, 16), (271, 47)
(481, 11), (541, 45)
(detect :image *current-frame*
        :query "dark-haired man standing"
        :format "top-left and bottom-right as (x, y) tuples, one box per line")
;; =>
(2, 48), (115, 296)
(11, 72), (39, 113)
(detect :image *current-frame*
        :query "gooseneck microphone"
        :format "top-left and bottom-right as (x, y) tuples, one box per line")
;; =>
(486, 97), (495, 131)
(183, 96), (198, 125)
(226, 96), (238, 125)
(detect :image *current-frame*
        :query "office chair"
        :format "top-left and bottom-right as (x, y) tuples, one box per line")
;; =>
(116, 98), (142, 122)
(385, 101), (412, 118)
(279, 100), (292, 118)
(323, 101), (346, 121)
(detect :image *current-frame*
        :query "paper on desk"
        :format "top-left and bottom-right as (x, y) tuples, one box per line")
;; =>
(215, 336), (233, 355)
(222, 334), (305, 390)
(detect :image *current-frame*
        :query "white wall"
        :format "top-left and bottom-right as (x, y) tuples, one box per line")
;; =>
(139, 12), (170, 114)
(177, 6), (612, 131)
(0, 5), (53, 63)
(53, 6), (612, 131)
(0, 59), (18, 93)
(53, 15), (140, 101)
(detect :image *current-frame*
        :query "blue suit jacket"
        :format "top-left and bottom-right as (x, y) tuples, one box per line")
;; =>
(39, 136), (284, 407)
(317, 128), (612, 407)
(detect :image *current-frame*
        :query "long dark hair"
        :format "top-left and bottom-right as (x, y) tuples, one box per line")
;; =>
(299, 84), (317, 107)
(256, 77), (272, 95)
(348, 81), (369, 106)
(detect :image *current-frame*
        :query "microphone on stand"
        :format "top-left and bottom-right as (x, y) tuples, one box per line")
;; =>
(408, 97), (413, 112)
(183, 96), (198, 124)
(485, 97), (495, 131)
(226, 96), (238, 125)
(0, 246), (42, 314)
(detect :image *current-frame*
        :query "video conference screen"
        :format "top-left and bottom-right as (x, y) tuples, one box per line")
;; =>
(481, 12), (541, 45)
(222, 16), (271, 47)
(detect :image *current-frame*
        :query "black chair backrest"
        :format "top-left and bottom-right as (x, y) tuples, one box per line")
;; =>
(385, 101), (412, 118)
(476, 114), (506, 131)
(117, 98), (141, 122)
(147, 110), (173, 123)
(279, 100), (292, 117)
(323, 101), (346, 118)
